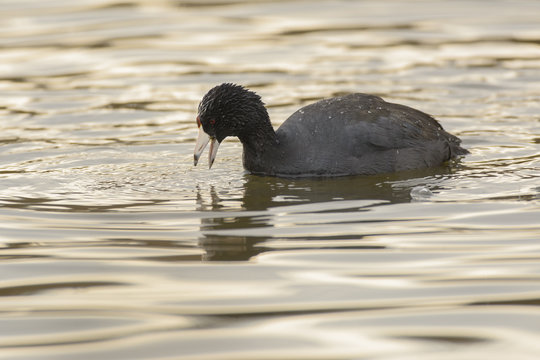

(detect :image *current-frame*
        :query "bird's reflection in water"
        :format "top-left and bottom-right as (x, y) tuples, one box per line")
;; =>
(196, 184), (269, 261)
(196, 165), (459, 261)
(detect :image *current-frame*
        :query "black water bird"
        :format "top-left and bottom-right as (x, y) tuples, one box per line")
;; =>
(194, 83), (468, 177)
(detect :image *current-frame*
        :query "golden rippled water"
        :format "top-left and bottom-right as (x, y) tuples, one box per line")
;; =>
(0, 0), (539, 359)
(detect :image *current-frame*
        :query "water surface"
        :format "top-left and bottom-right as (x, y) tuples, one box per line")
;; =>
(1, 0), (540, 359)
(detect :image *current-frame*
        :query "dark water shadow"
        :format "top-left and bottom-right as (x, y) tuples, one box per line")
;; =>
(198, 165), (459, 261)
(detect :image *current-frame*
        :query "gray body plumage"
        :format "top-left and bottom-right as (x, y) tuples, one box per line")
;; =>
(243, 93), (467, 177)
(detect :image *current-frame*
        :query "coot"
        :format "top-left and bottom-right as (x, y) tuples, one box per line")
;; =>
(194, 83), (468, 177)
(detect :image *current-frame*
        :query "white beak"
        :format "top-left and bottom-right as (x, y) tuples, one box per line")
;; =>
(194, 126), (220, 169)
(208, 136), (220, 169)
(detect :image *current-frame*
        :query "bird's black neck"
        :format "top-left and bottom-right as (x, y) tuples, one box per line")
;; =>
(238, 112), (279, 154)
